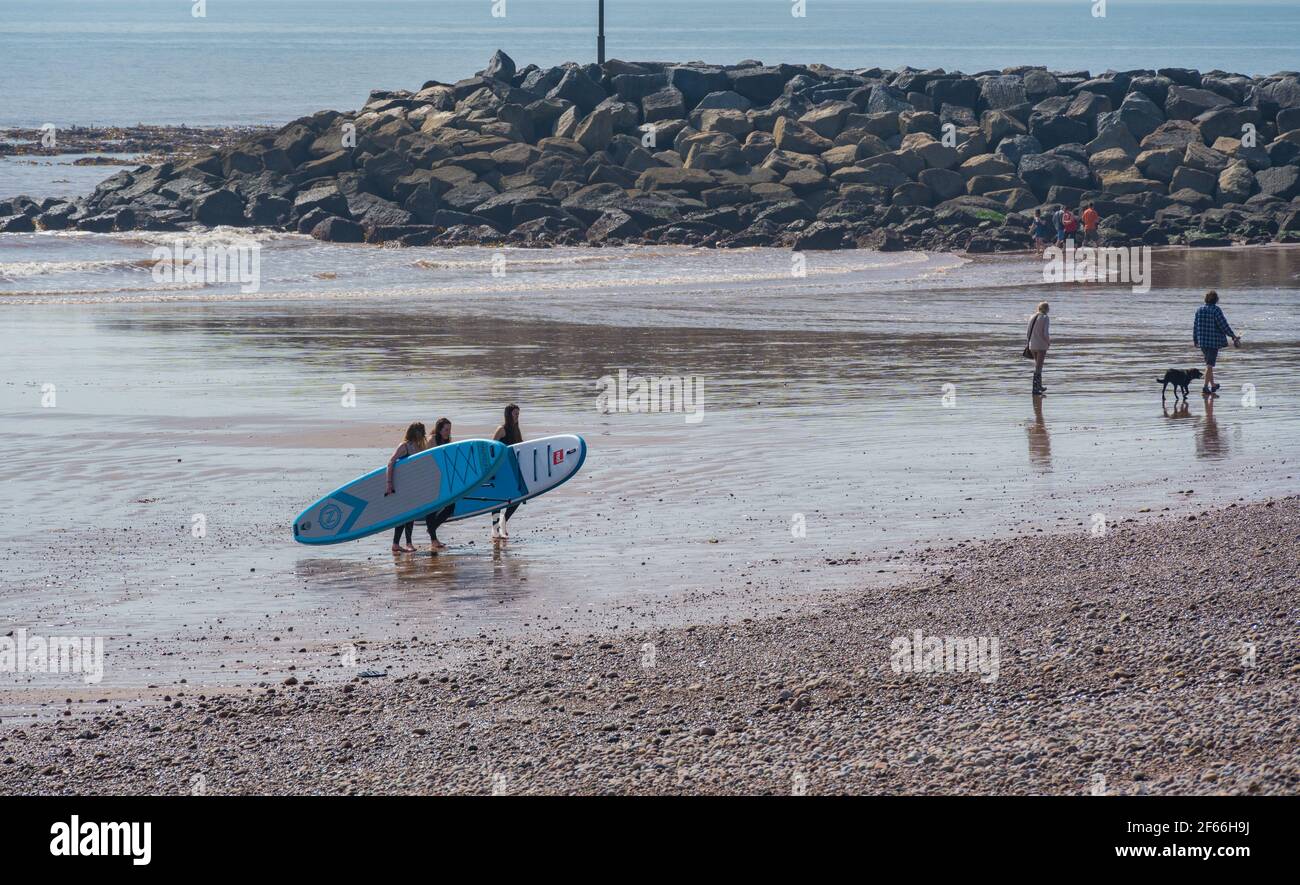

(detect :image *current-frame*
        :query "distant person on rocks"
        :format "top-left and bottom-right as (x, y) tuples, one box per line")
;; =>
(424, 417), (456, 551)
(1026, 301), (1051, 396)
(1061, 207), (1078, 246)
(1193, 290), (1241, 397)
(1032, 210), (1052, 250)
(1052, 207), (1065, 246)
(1081, 203), (1100, 246)
(491, 403), (524, 540)
(385, 421), (427, 553)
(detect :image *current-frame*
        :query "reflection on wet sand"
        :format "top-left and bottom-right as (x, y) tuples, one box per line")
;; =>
(1027, 396), (1051, 471)
(1196, 396), (1228, 460)
(2, 246), (1298, 689)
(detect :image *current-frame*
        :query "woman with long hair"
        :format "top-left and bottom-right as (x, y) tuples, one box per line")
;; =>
(424, 417), (456, 551)
(491, 403), (523, 539)
(1026, 302), (1051, 396)
(385, 421), (427, 552)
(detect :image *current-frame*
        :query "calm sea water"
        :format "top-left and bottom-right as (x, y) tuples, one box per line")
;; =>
(2, 0), (1298, 127)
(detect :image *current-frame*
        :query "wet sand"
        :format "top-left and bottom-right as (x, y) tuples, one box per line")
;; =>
(1, 245), (1299, 709)
(2, 497), (1295, 795)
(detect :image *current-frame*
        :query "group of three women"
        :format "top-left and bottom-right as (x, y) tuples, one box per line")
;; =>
(385, 404), (523, 553)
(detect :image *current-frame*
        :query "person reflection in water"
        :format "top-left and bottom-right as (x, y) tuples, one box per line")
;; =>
(1195, 395), (1226, 459)
(1026, 395), (1051, 470)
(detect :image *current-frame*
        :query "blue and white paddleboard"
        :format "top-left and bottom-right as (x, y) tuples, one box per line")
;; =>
(293, 439), (508, 544)
(448, 434), (587, 522)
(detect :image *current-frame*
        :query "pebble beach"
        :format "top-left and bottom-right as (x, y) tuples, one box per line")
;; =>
(3, 496), (1294, 796)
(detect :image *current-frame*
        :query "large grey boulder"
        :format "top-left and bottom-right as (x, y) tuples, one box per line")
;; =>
(310, 216), (365, 242)
(642, 87), (687, 123)
(1018, 153), (1090, 201)
(1256, 165), (1300, 200)
(1165, 85), (1231, 121)
(667, 66), (730, 107)
(192, 188), (246, 226)
(726, 67), (788, 105)
(547, 67), (607, 114)
(980, 75), (1027, 111)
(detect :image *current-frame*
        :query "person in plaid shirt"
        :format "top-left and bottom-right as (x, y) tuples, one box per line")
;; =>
(1192, 290), (1241, 396)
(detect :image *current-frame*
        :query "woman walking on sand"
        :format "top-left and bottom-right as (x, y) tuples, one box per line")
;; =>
(491, 403), (524, 539)
(1026, 302), (1051, 396)
(385, 422), (427, 552)
(1193, 289), (1241, 397)
(424, 418), (456, 551)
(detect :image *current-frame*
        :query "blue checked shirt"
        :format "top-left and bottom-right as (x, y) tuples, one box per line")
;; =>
(1193, 304), (1235, 350)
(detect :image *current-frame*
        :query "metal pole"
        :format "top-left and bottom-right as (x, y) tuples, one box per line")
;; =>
(597, 0), (606, 64)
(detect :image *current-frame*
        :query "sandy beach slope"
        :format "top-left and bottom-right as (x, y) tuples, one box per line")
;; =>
(2, 497), (1295, 796)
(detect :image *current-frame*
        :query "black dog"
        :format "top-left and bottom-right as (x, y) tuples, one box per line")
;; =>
(1157, 368), (1203, 400)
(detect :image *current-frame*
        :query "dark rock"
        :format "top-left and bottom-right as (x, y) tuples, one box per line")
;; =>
(727, 67), (787, 105)
(1117, 91), (1165, 141)
(1257, 77), (1300, 118)
(667, 67), (731, 108)
(996, 134), (1043, 166)
(1170, 165), (1218, 195)
(635, 166), (716, 194)
(918, 167), (967, 201)
(1256, 165), (1300, 201)
(364, 150), (414, 199)
(192, 189), (246, 226)
(1018, 153), (1090, 201)
(442, 181), (500, 213)
(1195, 106), (1261, 146)
(791, 220), (849, 250)
(0, 213), (35, 233)
(980, 75), (1027, 110)
(1030, 114), (1091, 149)
(547, 66), (607, 114)
(484, 49), (516, 82)
(585, 208), (642, 242)
(612, 73), (668, 101)
(642, 87), (687, 123)
(310, 216), (365, 242)
(754, 199), (815, 224)
(293, 184), (350, 218)
(867, 84), (913, 115)
(1165, 85), (1232, 121)
(926, 77), (980, 108)
(246, 194), (292, 225)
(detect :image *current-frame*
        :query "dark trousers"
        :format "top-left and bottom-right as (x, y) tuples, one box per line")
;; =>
(393, 522), (414, 546)
(493, 503), (519, 526)
(426, 504), (454, 541)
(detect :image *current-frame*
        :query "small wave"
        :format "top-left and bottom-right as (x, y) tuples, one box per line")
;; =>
(0, 257), (156, 280)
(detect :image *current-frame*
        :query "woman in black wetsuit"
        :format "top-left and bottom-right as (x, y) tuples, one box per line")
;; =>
(491, 403), (523, 539)
(425, 417), (456, 551)
(385, 422), (427, 552)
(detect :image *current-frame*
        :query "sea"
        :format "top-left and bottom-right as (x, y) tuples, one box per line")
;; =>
(1, 0), (1297, 129)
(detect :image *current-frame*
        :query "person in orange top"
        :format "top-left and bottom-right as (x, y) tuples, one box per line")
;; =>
(1081, 203), (1100, 246)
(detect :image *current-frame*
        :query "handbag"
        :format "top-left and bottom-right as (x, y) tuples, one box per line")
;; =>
(1023, 314), (1039, 359)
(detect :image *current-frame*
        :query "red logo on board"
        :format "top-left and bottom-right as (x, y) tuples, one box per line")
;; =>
(553, 450), (564, 465)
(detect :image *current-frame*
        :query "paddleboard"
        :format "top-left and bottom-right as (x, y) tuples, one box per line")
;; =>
(448, 434), (587, 522)
(293, 438), (508, 544)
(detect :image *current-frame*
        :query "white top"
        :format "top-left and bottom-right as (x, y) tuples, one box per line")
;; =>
(1028, 314), (1050, 351)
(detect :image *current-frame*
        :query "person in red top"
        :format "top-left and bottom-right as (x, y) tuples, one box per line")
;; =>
(1081, 203), (1100, 246)
(1061, 207), (1078, 244)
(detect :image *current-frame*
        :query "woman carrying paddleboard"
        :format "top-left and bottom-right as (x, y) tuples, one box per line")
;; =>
(491, 404), (523, 539)
(385, 422), (427, 552)
(424, 418), (456, 551)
